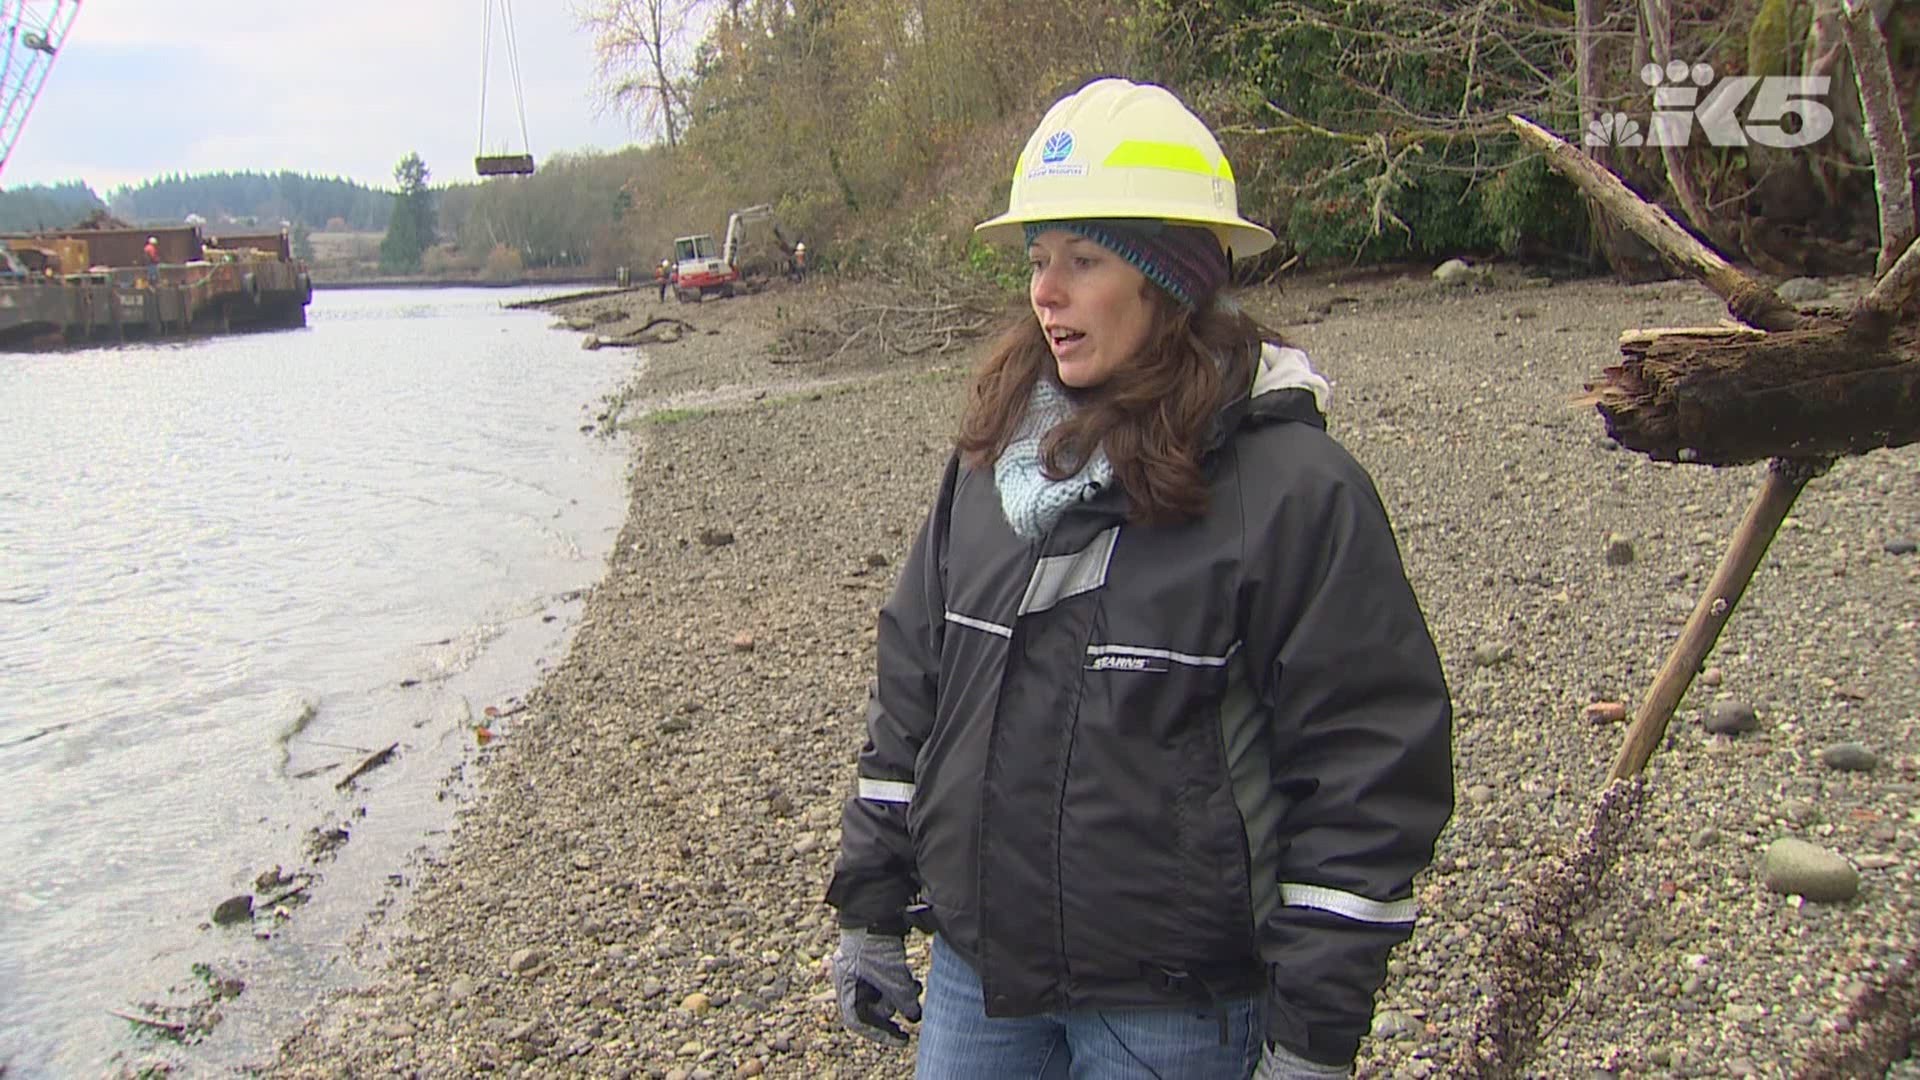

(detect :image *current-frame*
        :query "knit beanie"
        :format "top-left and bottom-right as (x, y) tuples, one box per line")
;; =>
(1023, 219), (1229, 309)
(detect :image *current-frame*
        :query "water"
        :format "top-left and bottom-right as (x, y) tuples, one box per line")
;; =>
(0, 287), (635, 1075)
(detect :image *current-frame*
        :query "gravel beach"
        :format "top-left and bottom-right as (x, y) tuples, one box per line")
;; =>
(273, 271), (1920, 1079)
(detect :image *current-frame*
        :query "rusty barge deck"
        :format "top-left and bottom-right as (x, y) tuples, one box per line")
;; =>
(0, 225), (313, 348)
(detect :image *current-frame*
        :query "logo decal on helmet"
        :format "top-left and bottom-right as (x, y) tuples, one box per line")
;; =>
(1027, 130), (1088, 179)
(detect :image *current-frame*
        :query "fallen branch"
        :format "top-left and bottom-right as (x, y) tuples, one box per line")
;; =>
(1508, 114), (1801, 332)
(110, 1008), (187, 1037)
(1448, 779), (1646, 1078)
(334, 742), (399, 791)
(258, 878), (312, 910)
(1841, 0), (1916, 276)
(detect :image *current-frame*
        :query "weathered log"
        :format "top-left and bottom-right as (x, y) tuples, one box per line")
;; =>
(1583, 318), (1920, 464)
(1508, 115), (1801, 331)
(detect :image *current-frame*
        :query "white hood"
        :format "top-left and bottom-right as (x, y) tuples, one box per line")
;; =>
(1251, 342), (1330, 414)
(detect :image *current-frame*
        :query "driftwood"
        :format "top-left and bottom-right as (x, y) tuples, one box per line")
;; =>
(1512, 114), (1920, 466)
(583, 316), (695, 349)
(110, 1008), (188, 1037)
(1488, 83), (1920, 1075)
(334, 742), (398, 791)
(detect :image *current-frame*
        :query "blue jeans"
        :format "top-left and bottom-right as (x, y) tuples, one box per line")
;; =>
(915, 936), (1264, 1079)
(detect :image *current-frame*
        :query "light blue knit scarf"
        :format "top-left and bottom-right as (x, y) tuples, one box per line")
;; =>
(994, 377), (1112, 539)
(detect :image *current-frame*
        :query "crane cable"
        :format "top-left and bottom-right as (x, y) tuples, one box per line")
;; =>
(477, 0), (532, 159)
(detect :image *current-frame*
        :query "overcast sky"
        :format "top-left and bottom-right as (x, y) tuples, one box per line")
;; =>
(2, 0), (649, 194)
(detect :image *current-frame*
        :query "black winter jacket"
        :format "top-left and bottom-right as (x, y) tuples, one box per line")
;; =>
(826, 372), (1454, 1065)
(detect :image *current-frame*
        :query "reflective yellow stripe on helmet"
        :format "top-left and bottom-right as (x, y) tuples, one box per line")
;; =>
(1102, 140), (1235, 181)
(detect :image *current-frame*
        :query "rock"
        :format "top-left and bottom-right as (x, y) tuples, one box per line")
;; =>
(657, 327), (682, 344)
(1371, 1009), (1423, 1040)
(1700, 666), (1724, 687)
(1820, 742), (1879, 772)
(1762, 837), (1860, 902)
(730, 632), (756, 652)
(510, 947), (547, 974)
(1471, 642), (1513, 667)
(1703, 700), (1759, 735)
(697, 527), (735, 548)
(863, 552), (890, 568)
(1465, 784), (1494, 806)
(735, 1061), (766, 1078)
(1690, 827), (1720, 850)
(792, 833), (819, 856)
(1433, 259), (1473, 286)
(1885, 538), (1918, 556)
(1775, 277), (1827, 303)
(1603, 534), (1636, 566)
(380, 1021), (417, 1039)
(659, 716), (693, 734)
(448, 976), (476, 1001)
(1582, 701), (1628, 724)
(254, 866), (295, 892)
(642, 978), (667, 1000)
(681, 991), (712, 1014)
(212, 894), (254, 926)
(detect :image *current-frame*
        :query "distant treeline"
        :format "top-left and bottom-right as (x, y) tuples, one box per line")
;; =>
(0, 181), (106, 231)
(110, 171), (393, 232)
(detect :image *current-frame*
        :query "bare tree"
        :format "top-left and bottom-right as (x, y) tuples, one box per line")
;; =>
(576, 0), (704, 148)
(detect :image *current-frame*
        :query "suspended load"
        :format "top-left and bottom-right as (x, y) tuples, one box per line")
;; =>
(475, 0), (535, 177)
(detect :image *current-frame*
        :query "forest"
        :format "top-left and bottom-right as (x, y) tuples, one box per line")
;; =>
(4, 0), (1912, 283)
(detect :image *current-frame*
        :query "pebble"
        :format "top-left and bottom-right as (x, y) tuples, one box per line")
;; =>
(1700, 666), (1724, 687)
(1703, 701), (1759, 735)
(1582, 701), (1628, 724)
(1884, 537), (1917, 556)
(1471, 642), (1512, 667)
(1603, 534), (1635, 566)
(1819, 742), (1879, 773)
(509, 947), (546, 974)
(682, 992), (713, 1014)
(1762, 837), (1860, 903)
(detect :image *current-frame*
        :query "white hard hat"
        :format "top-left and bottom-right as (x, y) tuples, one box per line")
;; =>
(147, 236), (158, 243)
(974, 78), (1274, 260)
(794, 242), (805, 251)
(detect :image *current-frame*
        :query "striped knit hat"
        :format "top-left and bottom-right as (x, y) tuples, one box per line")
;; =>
(1023, 219), (1229, 309)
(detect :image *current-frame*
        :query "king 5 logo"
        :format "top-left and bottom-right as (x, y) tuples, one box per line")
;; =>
(1585, 60), (1833, 149)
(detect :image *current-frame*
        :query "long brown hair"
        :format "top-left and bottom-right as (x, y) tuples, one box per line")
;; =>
(955, 284), (1270, 526)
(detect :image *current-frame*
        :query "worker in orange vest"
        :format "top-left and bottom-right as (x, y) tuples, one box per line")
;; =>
(143, 236), (160, 284)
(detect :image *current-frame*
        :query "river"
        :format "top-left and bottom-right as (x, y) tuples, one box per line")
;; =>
(0, 286), (635, 1076)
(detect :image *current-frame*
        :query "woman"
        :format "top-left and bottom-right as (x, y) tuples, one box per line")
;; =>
(826, 77), (1453, 1079)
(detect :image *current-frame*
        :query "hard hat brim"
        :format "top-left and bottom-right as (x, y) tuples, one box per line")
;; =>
(974, 210), (1275, 262)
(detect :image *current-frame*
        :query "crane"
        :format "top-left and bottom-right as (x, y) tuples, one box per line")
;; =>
(0, 0), (79, 180)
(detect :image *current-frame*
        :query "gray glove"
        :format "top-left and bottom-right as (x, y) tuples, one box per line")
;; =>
(1255, 1041), (1350, 1079)
(830, 927), (922, 1047)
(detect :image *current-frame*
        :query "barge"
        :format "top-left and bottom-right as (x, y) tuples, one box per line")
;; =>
(0, 225), (313, 348)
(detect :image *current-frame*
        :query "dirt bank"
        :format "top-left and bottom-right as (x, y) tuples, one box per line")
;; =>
(273, 271), (1920, 1079)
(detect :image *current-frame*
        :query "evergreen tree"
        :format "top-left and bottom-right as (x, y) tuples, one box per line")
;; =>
(379, 153), (434, 273)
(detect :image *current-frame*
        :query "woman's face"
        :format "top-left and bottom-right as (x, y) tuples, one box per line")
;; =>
(1027, 230), (1156, 389)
